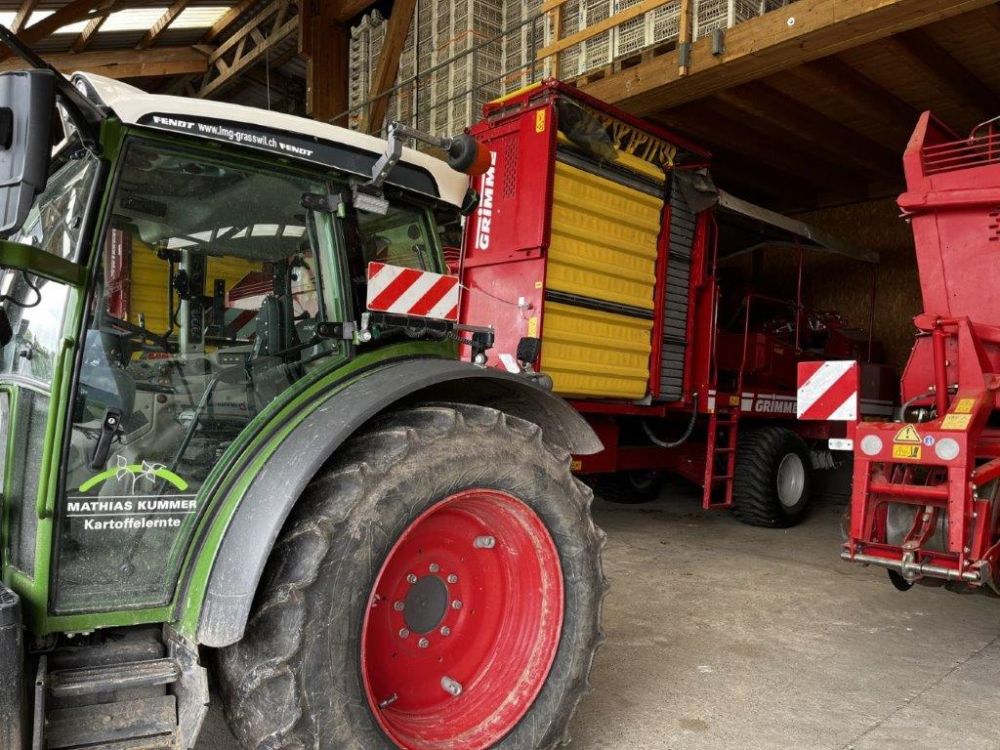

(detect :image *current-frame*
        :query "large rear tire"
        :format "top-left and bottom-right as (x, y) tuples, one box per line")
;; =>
(732, 427), (812, 528)
(218, 403), (606, 750)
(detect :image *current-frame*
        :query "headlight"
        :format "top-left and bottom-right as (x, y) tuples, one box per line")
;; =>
(934, 437), (960, 461)
(860, 435), (883, 456)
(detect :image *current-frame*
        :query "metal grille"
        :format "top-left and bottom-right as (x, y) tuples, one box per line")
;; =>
(658, 181), (696, 402)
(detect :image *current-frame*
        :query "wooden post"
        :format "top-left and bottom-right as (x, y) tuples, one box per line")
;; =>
(299, 0), (349, 125)
(678, 0), (693, 76)
(366, 0), (418, 135)
(550, 5), (562, 78)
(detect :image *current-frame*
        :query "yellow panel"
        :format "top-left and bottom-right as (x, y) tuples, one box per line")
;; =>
(556, 133), (667, 183)
(127, 240), (258, 335)
(541, 300), (652, 400)
(129, 239), (172, 333)
(548, 160), (662, 310)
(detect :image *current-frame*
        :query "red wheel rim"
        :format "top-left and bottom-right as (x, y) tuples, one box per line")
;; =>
(361, 489), (564, 750)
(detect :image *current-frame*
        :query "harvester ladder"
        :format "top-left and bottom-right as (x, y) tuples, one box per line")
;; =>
(702, 405), (740, 509)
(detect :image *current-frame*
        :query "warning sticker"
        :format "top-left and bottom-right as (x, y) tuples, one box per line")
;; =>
(894, 424), (922, 444)
(942, 413), (973, 431)
(570, 459), (582, 471)
(954, 398), (976, 414)
(892, 444), (922, 460)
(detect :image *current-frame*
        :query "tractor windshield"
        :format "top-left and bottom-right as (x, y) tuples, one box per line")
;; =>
(51, 141), (347, 613)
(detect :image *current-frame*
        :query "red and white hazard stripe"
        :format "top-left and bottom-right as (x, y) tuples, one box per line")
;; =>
(797, 361), (858, 421)
(366, 262), (460, 321)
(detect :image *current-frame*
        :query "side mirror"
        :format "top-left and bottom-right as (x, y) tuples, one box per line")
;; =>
(0, 308), (11, 348)
(447, 134), (492, 176)
(0, 71), (54, 237)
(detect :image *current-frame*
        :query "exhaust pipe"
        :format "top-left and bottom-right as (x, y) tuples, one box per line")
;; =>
(0, 583), (25, 750)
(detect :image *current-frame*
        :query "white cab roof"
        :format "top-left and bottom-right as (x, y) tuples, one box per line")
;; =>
(74, 73), (469, 208)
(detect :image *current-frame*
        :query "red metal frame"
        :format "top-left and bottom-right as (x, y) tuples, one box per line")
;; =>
(845, 111), (1000, 590)
(460, 82), (884, 510)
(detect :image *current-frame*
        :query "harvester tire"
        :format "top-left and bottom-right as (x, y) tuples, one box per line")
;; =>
(218, 403), (606, 750)
(596, 471), (665, 504)
(732, 427), (812, 528)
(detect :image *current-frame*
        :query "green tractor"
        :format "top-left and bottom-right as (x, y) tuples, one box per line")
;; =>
(0, 38), (605, 750)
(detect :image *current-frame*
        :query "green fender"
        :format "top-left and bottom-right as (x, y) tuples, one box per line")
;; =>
(177, 357), (601, 646)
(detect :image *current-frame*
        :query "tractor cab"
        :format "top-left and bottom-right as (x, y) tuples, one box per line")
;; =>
(0, 68), (483, 622)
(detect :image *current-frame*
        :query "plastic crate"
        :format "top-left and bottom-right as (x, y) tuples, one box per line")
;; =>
(651, 0), (682, 43)
(613, 0), (650, 58)
(694, 0), (761, 40)
(582, 0), (613, 72)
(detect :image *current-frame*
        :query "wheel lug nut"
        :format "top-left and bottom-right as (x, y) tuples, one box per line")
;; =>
(452, 600), (463, 610)
(406, 573), (417, 584)
(440, 626), (451, 636)
(447, 574), (458, 584)
(418, 638), (430, 649)
(441, 676), (463, 696)
(399, 628), (410, 639)
(393, 601), (405, 611)
(474, 535), (496, 549)
(429, 563), (440, 573)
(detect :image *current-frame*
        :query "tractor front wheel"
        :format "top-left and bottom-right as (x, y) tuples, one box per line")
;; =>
(218, 403), (606, 750)
(732, 427), (812, 528)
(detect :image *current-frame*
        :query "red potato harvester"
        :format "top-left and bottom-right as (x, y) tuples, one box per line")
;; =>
(457, 80), (895, 529)
(835, 112), (1000, 593)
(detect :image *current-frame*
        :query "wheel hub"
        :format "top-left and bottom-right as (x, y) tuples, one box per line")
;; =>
(361, 489), (564, 750)
(777, 453), (805, 508)
(402, 575), (449, 634)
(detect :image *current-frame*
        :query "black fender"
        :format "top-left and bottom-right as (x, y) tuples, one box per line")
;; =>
(195, 358), (600, 647)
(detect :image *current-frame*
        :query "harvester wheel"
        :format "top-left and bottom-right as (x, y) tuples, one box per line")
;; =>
(218, 403), (606, 750)
(596, 470), (665, 504)
(732, 427), (812, 528)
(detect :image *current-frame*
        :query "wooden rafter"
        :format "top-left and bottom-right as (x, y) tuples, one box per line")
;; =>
(784, 57), (919, 142)
(192, 0), (299, 99)
(138, 0), (194, 50)
(0, 46), (210, 78)
(334, 0), (380, 23)
(579, 0), (997, 116)
(71, 3), (115, 54)
(661, 103), (865, 197)
(0, 0), (112, 62)
(200, 0), (256, 43)
(366, 0), (417, 133)
(712, 80), (904, 179)
(890, 28), (1000, 118)
(11, 0), (40, 33)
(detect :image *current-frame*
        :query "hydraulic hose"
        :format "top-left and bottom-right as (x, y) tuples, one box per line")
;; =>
(641, 392), (699, 449)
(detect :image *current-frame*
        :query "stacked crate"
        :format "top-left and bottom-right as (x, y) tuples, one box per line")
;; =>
(501, 0), (544, 95)
(693, 0), (762, 40)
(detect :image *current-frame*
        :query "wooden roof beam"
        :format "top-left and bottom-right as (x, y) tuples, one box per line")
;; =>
(11, 0), (40, 33)
(138, 0), (194, 50)
(335, 0), (380, 23)
(70, 8), (111, 53)
(200, 0), (257, 43)
(0, 0), (113, 62)
(0, 46), (210, 78)
(365, 0), (417, 133)
(658, 104), (868, 197)
(782, 56), (919, 143)
(714, 78), (904, 180)
(890, 28), (1000, 119)
(580, 0), (997, 116)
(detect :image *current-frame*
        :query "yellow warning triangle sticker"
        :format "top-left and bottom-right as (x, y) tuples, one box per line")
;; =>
(894, 424), (921, 443)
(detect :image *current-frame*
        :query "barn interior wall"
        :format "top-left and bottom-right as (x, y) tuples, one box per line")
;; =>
(797, 198), (921, 373)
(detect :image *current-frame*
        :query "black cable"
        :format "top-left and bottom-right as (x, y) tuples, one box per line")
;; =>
(0, 271), (42, 308)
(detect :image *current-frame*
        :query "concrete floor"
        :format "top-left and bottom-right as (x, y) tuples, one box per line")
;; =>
(198, 475), (1000, 749)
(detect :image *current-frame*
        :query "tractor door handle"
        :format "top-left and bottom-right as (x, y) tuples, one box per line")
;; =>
(89, 408), (123, 470)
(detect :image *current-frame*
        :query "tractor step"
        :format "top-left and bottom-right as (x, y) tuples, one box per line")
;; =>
(49, 658), (181, 698)
(46, 695), (177, 749)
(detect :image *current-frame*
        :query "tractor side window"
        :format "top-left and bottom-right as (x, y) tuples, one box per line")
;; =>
(0, 270), (70, 384)
(356, 205), (436, 271)
(52, 142), (345, 613)
(9, 139), (100, 262)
